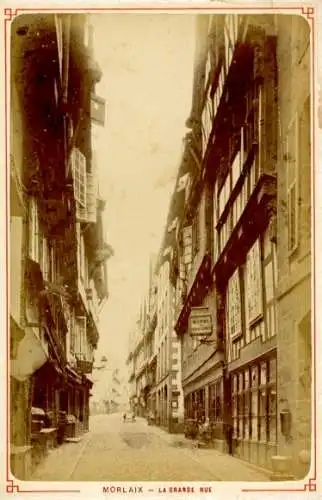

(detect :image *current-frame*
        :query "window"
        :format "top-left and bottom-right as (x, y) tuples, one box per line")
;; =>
(227, 268), (243, 341)
(231, 149), (242, 189)
(71, 148), (87, 208)
(246, 239), (263, 325)
(218, 174), (230, 219)
(28, 197), (39, 262)
(232, 358), (277, 445)
(76, 316), (87, 358)
(286, 115), (299, 253)
(202, 95), (213, 156)
(196, 388), (206, 421)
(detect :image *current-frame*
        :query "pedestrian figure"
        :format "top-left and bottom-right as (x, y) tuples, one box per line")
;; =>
(131, 411), (136, 422)
(123, 412), (126, 423)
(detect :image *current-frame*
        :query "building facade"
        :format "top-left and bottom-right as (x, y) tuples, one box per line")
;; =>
(160, 13), (311, 478)
(275, 15), (311, 479)
(91, 359), (127, 414)
(10, 14), (111, 479)
(126, 252), (184, 431)
(124, 13), (312, 478)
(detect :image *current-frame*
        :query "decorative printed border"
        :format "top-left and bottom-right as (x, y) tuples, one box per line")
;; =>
(3, 3), (317, 495)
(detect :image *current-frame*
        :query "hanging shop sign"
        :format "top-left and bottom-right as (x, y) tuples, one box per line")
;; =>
(189, 306), (213, 337)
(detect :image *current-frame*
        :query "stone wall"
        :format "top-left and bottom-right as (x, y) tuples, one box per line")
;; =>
(276, 14), (312, 480)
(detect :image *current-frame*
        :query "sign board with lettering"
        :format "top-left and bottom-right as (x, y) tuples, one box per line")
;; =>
(189, 306), (213, 337)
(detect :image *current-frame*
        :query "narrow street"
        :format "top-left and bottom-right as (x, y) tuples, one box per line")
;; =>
(30, 414), (271, 482)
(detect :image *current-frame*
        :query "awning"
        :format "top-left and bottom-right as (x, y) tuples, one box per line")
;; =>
(11, 326), (48, 382)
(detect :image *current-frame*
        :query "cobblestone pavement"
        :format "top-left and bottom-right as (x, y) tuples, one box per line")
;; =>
(30, 413), (271, 482)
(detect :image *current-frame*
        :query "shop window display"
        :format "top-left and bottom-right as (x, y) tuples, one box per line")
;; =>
(231, 355), (277, 446)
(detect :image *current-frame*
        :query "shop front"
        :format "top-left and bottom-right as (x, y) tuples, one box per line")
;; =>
(229, 350), (277, 470)
(182, 352), (225, 449)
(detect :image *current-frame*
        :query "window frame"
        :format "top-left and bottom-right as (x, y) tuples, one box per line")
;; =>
(72, 148), (87, 209)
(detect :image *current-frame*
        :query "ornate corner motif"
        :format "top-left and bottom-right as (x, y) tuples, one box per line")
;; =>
(304, 478), (316, 492)
(301, 6), (315, 20)
(6, 480), (20, 493)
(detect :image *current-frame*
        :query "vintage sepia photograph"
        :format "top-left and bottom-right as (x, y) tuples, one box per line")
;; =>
(7, 5), (316, 495)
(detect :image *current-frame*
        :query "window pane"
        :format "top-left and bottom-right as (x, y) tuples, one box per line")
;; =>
(260, 361), (267, 385)
(232, 395), (237, 417)
(259, 389), (267, 416)
(269, 358), (277, 382)
(269, 415), (277, 442)
(251, 365), (259, 387)
(244, 392), (250, 415)
(268, 386), (277, 415)
(251, 391), (258, 415)
(233, 375), (238, 393)
(238, 373), (244, 392)
(238, 418), (243, 438)
(244, 418), (249, 439)
(233, 418), (238, 437)
(251, 417), (258, 440)
(244, 369), (250, 389)
(259, 416), (267, 441)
